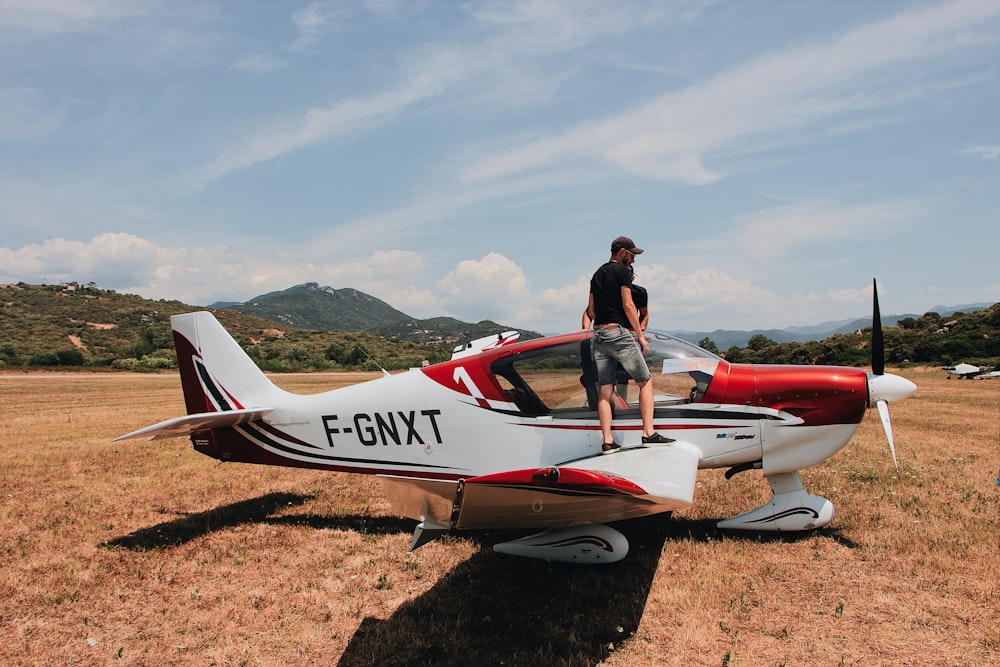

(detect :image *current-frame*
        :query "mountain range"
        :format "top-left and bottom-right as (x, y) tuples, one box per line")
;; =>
(211, 282), (993, 349)
(671, 303), (995, 350)
(2, 281), (995, 370)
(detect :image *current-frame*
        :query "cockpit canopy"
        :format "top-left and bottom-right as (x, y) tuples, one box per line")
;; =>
(487, 330), (723, 418)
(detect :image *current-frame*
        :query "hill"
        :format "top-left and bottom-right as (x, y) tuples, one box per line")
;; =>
(369, 316), (541, 344)
(718, 303), (1000, 368)
(216, 282), (541, 344)
(673, 302), (996, 349)
(2, 282), (996, 371)
(216, 282), (411, 331)
(0, 283), (452, 371)
(671, 327), (805, 351)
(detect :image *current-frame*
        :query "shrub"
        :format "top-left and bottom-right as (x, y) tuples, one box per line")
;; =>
(56, 349), (85, 366)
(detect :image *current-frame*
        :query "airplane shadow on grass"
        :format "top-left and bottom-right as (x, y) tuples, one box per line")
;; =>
(102, 492), (417, 551)
(335, 515), (671, 667)
(103, 492), (317, 550)
(333, 515), (855, 667)
(102, 494), (854, 666)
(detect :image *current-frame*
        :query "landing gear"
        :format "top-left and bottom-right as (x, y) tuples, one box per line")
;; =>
(716, 471), (834, 532)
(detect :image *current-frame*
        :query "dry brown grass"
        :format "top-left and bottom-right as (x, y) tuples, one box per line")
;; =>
(1, 368), (997, 666)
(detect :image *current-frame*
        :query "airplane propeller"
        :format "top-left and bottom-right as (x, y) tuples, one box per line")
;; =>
(866, 278), (916, 472)
(872, 278), (884, 376)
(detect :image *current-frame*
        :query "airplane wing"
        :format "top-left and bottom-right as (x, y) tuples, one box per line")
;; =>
(114, 408), (275, 442)
(567, 442), (700, 501)
(382, 443), (701, 531)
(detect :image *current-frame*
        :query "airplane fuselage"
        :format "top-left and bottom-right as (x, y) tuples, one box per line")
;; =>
(118, 310), (916, 559)
(188, 331), (870, 484)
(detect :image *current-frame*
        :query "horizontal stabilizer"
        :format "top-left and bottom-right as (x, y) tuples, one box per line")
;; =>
(114, 408), (274, 442)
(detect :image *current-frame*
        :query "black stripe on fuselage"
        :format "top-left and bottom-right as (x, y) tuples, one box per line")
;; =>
(234, 422), (465, 472)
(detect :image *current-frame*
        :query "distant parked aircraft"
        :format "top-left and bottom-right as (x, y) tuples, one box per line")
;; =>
(942, 363), (981, 379)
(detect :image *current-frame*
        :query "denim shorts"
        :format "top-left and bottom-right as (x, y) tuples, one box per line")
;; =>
(592, 325), (650, 385)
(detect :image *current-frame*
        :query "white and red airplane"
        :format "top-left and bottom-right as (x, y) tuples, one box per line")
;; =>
(117, 281), (916, 564)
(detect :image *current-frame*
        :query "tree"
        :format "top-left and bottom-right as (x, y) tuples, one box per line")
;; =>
(724, 346), (746, 363)
(0, 343), (20, 366)
(699, 338), (721, 355)
(56, 349), (85, 366)
(325, 343), (347, 363)
(285, 346), (310, 367)
(28, 352), (60, 366)
(747, 334), (777, 351)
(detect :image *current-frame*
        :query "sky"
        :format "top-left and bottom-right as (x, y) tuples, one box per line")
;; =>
(1, 0), (998, 335)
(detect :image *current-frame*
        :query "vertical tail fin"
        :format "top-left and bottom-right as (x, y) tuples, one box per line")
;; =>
(172, 311), (285, 415)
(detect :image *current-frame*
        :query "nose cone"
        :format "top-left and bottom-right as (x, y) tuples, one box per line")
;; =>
(868, 373), (917, 405)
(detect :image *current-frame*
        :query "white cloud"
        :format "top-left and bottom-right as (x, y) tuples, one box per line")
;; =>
(0, 234), (437, 311)
(632, 267), (784, 331)
(0, 233), (163, 287)
(0, 0), (150, 34)
(183, 0), (686, 190)
(313, 170), (589, 251)
(534, 274), (592, 332)
(3, 2), (995, 335)
(465, 0), (672, 53)
(288, 1), (352, 54)
(958, 145), (1000, 160)
(181, 69), (464, 192)
(461, 0), (1000, 185)
(0, 233), (971, 334)
(729, 201), (917, 262)
(437, 253), (532, 317)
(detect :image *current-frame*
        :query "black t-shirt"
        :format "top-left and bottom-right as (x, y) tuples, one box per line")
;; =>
(631, 284), (647, 311)
(590, 261), (633, 326)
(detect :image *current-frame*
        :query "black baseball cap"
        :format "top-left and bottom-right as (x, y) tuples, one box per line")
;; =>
(611, 236), (644, 254)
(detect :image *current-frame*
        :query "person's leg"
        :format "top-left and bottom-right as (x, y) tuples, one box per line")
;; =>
(623, 343), (673, 445)
(636, 377), (654, 437)
(598, 383), (615, 448)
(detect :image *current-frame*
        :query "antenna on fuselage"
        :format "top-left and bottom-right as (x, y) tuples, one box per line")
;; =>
(357, 344), (390, 377)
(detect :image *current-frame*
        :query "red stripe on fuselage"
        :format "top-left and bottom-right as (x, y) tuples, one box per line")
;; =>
(467, 467), (646, 495)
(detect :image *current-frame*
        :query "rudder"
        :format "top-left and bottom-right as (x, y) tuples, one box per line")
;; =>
(172, 312), (285, 416)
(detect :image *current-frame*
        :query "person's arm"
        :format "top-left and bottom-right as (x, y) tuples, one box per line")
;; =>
(620, 286), (648, 352)
(583, 293), (595, 329)
(638, 305), (649, 331)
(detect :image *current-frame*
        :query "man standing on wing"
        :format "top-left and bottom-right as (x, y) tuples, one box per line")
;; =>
(585, 236), (673, 453)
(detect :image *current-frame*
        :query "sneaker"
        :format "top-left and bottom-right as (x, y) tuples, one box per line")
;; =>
(602, 442), (622, 454)
(642, 432), (675, 445)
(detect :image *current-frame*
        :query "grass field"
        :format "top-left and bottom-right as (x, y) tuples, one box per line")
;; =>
(1, 368), (997, 666)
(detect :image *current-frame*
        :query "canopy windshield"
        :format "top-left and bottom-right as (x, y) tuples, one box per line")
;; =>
(644, 330), (722, 404)
(487, 330), (723, 418)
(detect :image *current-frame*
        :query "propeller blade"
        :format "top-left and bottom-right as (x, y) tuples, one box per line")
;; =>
(876, 398), (898, 472)
(872, 278), (884, 376)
